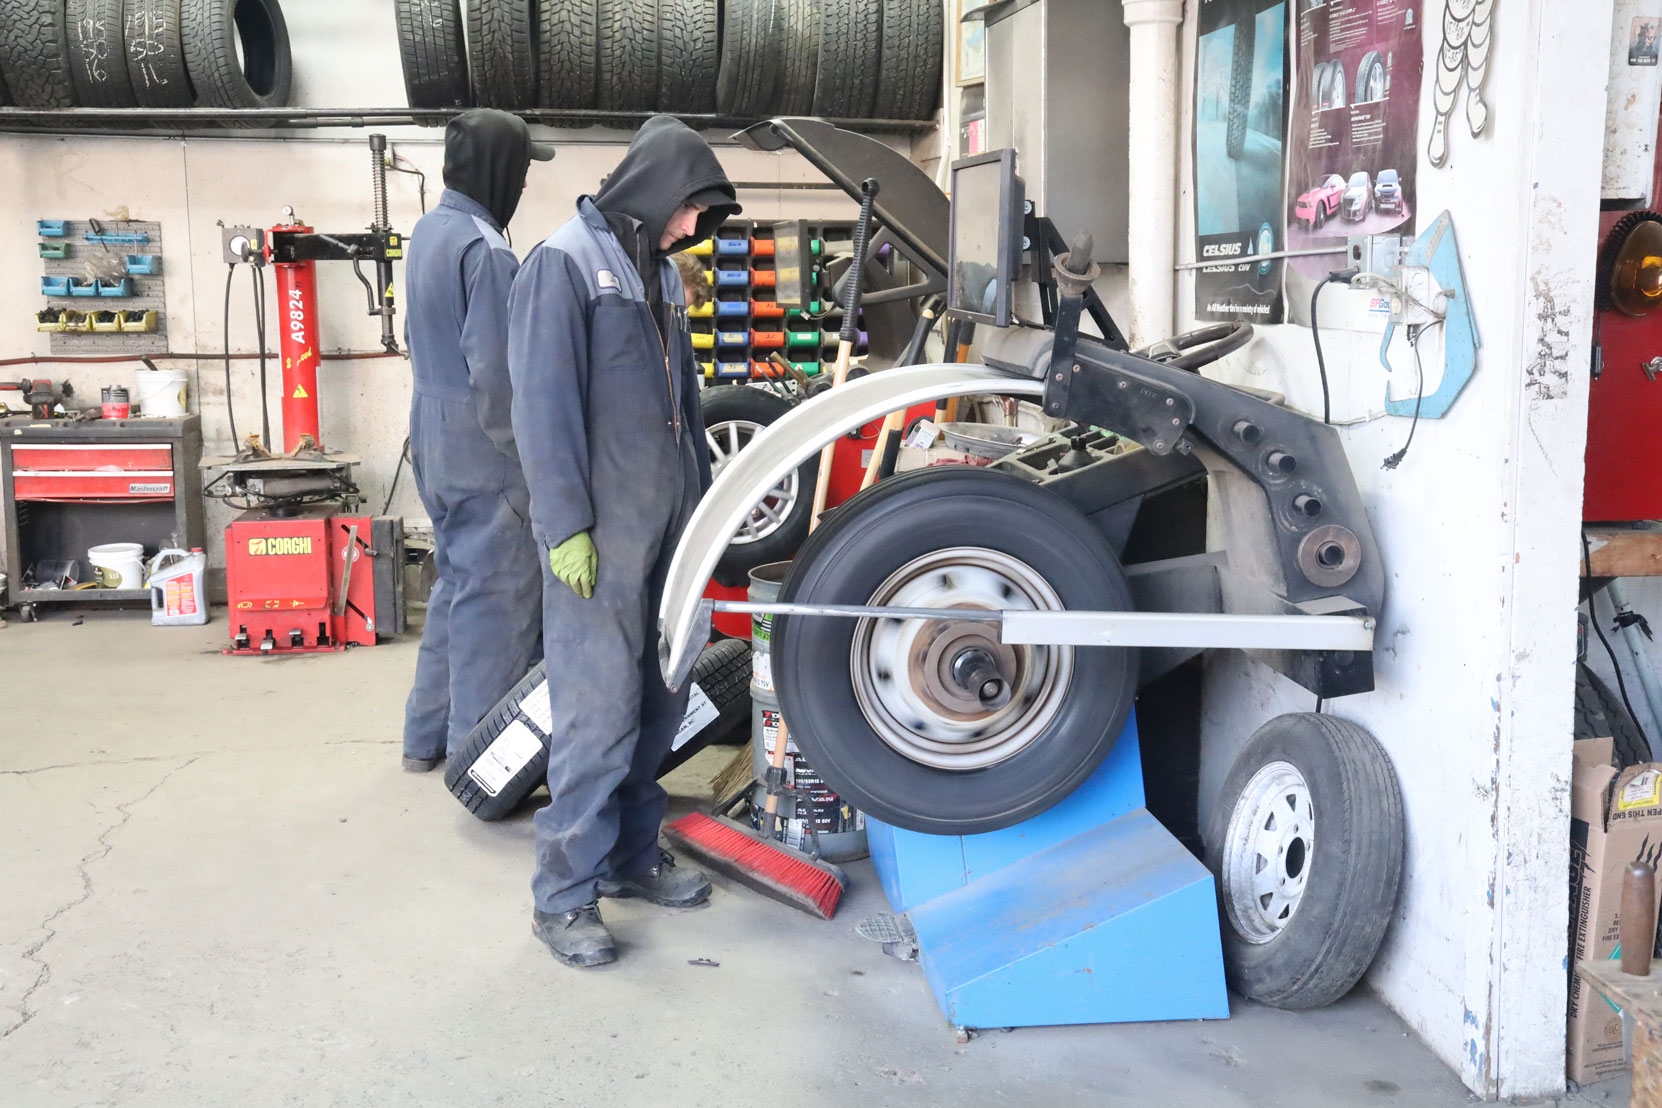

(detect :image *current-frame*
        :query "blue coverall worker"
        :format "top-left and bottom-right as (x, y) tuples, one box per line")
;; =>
(400, 109), (554, 772)
(507, 116), (738, 966)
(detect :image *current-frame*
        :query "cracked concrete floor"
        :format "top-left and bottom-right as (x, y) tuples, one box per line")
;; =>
(0, 611), (1621, 1106)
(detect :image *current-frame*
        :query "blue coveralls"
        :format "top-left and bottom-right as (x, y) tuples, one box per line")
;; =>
(508, 197), (712, 914)
(402, 190), (543, 761)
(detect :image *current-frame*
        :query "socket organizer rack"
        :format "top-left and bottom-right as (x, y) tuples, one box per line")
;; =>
(684, 220), (872, 382)
(35, 219), (167, 354)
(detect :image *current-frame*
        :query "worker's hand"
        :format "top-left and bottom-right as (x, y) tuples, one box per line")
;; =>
(549, 532), (597, 599)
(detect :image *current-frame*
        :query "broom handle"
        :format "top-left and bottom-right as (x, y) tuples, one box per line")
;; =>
(808, 177), (880, 532)
(763, 716), (791, 819)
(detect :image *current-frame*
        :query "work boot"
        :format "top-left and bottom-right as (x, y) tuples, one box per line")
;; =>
(533, 903), (617, 967)
(401, 754), (444, 773)
(597, 848), (712, 908)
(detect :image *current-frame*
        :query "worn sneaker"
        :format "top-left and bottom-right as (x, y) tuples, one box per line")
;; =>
(402, 754), (444, 773)
(597, 848), (712, 908)
(533, 903), (617, 967)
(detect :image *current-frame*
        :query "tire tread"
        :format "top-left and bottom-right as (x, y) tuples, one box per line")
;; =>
(396, 0), (470, 109)
(1, 0), (77, 107)
(872, 0), (940, 120)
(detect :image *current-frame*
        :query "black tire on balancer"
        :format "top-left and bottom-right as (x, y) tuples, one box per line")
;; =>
(538, 0), (597, 111)
(123, 0), (194, 106)
(182, 0), (291, 108)
(466, 0), (536, 109)
(395, 0), (470, 110)
(715, 0), (780, 116)
(773, 467), (1140, 835)
(656, 0), (716, 113)
(0, 0), (78, 107)
(811, 0), (879, 119)
(67, 0), (139, 107)
(872, 0), (940, 120)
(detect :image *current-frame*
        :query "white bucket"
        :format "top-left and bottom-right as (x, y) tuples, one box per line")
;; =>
(134, 368), (188, 418)
(148, 548), (209, 626)
(87, 542), (146, 590)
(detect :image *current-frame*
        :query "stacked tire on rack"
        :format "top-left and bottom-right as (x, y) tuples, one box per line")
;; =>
(0, 0), (292, 110)
(395, 0), (942, 121)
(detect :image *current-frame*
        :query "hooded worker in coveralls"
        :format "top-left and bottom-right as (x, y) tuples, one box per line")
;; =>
(399, 110), (553, 771)
(508, 116), (738, 966)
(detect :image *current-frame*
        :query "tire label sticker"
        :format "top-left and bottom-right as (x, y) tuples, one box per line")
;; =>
(1620, 768), (1662, 812)
(520, 679), (553, 735)
(672, 682), (719, 752)
(752, 649), (773, 693)
(467, 719), (544, 797)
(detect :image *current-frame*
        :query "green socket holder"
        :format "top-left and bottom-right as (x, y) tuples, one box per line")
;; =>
(38, 241), (70, 259)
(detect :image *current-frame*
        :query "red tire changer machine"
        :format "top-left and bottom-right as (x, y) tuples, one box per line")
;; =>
(204, 134), (407, 655)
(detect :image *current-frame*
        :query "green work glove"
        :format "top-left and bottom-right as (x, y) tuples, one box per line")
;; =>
(548, 531), (597, 599)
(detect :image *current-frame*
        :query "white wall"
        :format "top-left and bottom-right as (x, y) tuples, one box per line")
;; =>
(1178, 0), (1608, 1098)
(0, 0), (869, 571)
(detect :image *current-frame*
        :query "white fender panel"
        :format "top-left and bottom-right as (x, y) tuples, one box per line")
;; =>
(658, 364), (1046, 686)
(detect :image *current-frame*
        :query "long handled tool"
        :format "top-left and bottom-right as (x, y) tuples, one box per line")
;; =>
(664, 181), (887, 919)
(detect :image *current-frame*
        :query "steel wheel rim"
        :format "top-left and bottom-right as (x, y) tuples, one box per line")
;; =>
(1222, 760), (1314, 943)
(705, 418), (799, 544)
(849, 547), (1073, 770)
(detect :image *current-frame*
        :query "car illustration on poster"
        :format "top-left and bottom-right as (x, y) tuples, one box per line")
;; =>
(1373, 168), (1403, 214)
(1342, 171), (1373, 221)
(1293, 174), (1346, 229)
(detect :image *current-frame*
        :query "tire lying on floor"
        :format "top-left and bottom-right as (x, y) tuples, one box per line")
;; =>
(701, 385), (820, 585)
(445, 639), (753, 821)
(773, 467), (1140, 835)
(182, 0), (292, 108)
(0, 0), (77, 107)
(396, 0), (471, 110)
(1204, 712), (1404, 1009)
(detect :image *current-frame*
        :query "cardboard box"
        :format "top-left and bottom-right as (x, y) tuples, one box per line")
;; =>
(1568, 737), (1662, 1084)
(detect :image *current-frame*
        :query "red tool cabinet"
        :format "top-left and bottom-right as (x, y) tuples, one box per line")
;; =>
(1, 415), (204, 614)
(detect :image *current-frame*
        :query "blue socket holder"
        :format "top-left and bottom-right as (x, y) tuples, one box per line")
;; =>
(715, 237), (750, 256)
(716, 361), (751, 379)
(36, 220), (67, 238)
(716, 330), (749, 346)
(40, 275), (71, 297)
(124, 254), (160, 275)
(714, 300), (750, 318)
(714, 268), (750, 288)
(97, 277), (132, 297)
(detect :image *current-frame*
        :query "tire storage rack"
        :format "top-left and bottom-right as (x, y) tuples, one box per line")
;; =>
(35, 218), (168, 355)
(0, 0), (294, 109)
(685, 218), (869, 383)
(396, 0), (943, 122)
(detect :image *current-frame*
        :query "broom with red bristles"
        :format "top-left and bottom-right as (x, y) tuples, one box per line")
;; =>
(663, 179), (886, 921)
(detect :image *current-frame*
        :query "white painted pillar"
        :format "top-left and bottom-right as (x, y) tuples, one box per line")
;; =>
(1120, 0), (1184, 346)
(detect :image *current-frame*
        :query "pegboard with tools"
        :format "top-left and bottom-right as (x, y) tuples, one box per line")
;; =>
(35, 219), (168, 355)
(685, 220), (872, 382)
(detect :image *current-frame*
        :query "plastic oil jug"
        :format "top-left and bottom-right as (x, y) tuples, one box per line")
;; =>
(148, 547), (208, 626)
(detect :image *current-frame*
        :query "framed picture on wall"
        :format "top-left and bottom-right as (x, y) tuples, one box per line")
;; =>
(957, 0), (988, 86)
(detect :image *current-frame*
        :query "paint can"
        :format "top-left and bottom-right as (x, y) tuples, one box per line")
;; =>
(747, 561), (790, 694)
(134, 367), (188, 418)
(749, 682), (867, 862)
(100, 385), (130, 419)
(87, 542), (145, 589)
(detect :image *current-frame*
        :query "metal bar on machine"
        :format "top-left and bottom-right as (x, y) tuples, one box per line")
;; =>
(708, 601), (1375, 651)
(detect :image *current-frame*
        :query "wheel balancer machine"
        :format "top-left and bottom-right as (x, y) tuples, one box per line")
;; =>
(204, 134), (406, 655)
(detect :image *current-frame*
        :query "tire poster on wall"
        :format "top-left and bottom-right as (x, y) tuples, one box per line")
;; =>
(1285, 0), (1426, 281)
(1193, 0), (1290, 323)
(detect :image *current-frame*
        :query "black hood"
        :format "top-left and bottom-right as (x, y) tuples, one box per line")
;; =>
(593, 115), (741, 256)
(442, 109), (554, 229)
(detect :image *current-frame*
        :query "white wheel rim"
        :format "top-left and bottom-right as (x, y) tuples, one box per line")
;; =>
(1222, 761), (1314, 943)
(705, 418), (799, 545)
(849, 547), (1073, 770)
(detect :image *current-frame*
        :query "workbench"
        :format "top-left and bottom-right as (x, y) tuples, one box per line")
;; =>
(1580, 960), (1662, 1104)
(1584, 526), (1662, 577)
(1, 415), (204, 615)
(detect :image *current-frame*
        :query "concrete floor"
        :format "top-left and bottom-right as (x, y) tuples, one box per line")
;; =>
(0, 611), (1619, 1106)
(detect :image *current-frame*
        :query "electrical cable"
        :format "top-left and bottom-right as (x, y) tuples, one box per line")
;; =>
(388, 152), (427, 213)
(1583, 529), (1651, 751)
(1308, 269), (1358, 425)
(1383, 319), (1444, 470)
(251, 264), (271, 449)
(381, 436), (410, 515)
(221, 264), (239, 445)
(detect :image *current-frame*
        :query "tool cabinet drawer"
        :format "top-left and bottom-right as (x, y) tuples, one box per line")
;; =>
(11, 442), (173, 471)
